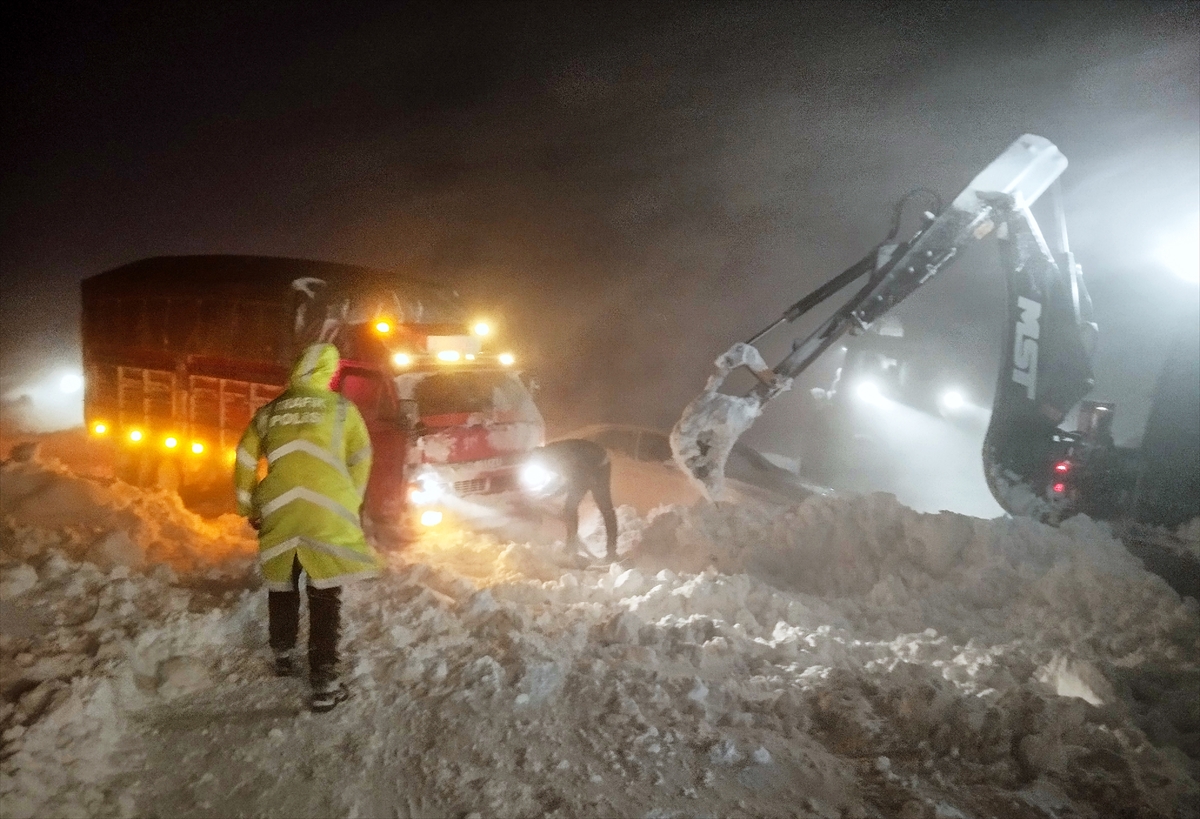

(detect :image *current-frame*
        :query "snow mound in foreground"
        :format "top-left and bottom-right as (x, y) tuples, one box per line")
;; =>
(1, 449), (1197, 819)
(1, 453), (255, 576)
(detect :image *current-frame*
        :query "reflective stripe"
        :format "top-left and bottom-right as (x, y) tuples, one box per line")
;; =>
(259, 536), (305, 564)
(330, 397), (348, 457)
(236, 489), (253, 507)
(259, 486), (360, 525)
(300, 538), (377, 566)
(236, 447), (258, 470)
(346, 444), (372, 468)
(259, 535), (372, 568)
(266, 439), (350, 477)
(308, 568), (380, 588)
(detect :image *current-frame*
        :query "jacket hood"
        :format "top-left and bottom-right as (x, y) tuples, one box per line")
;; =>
(289, 343), (340, 390)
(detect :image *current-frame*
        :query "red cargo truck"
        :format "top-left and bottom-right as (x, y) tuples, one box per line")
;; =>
(81, 255), (544, 542)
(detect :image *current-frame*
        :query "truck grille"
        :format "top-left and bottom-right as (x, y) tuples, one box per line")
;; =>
(453, 478), (489, 495)
(452, 472), (518, 496)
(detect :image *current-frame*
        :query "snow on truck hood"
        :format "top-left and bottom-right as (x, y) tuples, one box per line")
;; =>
(1, 436), (1197, 818)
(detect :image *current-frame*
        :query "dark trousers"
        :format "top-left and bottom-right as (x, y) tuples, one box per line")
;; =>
(564, 459), (618, 558)
(267, 555), (342, 678)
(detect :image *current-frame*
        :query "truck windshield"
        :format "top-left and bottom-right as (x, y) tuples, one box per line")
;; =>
(404, 371), (537, 419)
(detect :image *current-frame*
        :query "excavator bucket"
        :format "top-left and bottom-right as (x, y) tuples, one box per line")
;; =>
(670, 343), (785, 499)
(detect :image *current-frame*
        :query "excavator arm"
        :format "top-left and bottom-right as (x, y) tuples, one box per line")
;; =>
(672, 134), (1099, 520)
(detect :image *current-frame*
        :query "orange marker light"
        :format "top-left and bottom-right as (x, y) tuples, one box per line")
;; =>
(375, 321), (392, 334)
(191, 442), (204, 454)
(164, 436), (178, 449)
(129, 430), (143, 442)
(93, 422), (108, 435)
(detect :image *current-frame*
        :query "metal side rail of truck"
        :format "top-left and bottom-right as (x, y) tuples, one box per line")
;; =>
(81, 255), (545, 545)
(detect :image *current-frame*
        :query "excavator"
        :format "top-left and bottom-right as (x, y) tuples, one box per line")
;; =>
(671, 134), (1199, 539)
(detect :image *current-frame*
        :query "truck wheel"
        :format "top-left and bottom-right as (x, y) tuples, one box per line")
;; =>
(115, 454), (139, 486)
(155, 458), (182, 493)
(116, 450), (153, 488)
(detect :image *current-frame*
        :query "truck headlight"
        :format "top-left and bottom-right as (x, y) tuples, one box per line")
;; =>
(939, 389), (965, 411)
(408, 471), (445, 505)
(855, 380), (883, 404)
(520, 462), (557, 495)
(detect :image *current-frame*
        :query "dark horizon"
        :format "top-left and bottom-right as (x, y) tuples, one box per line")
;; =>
(3, 1), (1197, 450)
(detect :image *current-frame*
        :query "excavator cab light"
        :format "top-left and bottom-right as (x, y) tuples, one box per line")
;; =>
(473, 321), (491, 337)
(499, 352), (515, 367)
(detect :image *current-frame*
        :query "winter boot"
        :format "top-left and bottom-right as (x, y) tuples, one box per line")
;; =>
(273, 649), (296, 677)
(310, 674), (349, 713)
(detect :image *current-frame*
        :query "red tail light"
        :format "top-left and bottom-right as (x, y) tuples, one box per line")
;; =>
(1053, 460), (1071, 474)
(1052, 482), (1066, 494)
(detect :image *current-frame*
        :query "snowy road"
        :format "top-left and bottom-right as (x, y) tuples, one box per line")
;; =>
(1, 440), (1198, 818)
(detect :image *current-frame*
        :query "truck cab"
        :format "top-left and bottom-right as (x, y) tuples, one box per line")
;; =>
(330, 321), (543, 541)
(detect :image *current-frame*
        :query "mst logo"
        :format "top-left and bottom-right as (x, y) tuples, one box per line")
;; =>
(1012, 296), (1041, 400)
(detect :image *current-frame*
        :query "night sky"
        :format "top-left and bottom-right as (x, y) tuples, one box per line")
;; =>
(3, 1), (1197, 450)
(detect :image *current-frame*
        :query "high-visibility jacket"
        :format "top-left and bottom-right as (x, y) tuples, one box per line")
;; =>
(234, 343), (382, 590)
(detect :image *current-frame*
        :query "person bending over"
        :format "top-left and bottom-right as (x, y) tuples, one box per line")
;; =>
(523, 438), (618, 561)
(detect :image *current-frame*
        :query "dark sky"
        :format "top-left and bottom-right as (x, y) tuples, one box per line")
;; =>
(2, 0), (1197, 446)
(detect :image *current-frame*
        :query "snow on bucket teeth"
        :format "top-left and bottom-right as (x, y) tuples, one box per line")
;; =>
(670, 343), (782, 500)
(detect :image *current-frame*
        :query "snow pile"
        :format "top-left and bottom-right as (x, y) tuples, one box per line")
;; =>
(0, 530), (261, 818)
(1, 449), (256, 576)
(630, 493), (1183, 643)
(1, 444), (1197, 818)
(1171, 518), (1200, 562)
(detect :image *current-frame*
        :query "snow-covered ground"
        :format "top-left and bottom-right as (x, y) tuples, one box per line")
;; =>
(1, 432), (1198, 818)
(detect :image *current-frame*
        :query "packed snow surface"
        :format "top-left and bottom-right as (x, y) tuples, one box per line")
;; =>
(1, 438), (1198, 819)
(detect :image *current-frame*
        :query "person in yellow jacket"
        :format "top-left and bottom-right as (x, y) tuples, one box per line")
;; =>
(234, 342), (381, 712)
